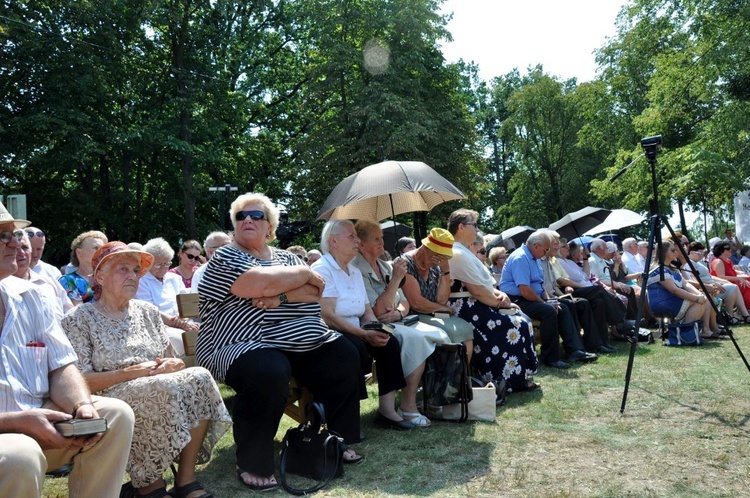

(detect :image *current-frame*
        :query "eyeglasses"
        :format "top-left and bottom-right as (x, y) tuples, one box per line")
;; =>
(184, 253), (201, 260)
(235, 210), (266, 222)
(464, 222), (478, 228)
(0, 230), (24, 244)
(152, 261), (171, 268)
(477, 248), (486, 255)
(26, 230), (44, 238)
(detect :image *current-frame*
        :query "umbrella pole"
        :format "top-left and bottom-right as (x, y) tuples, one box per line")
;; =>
(388, 194), (398, 257)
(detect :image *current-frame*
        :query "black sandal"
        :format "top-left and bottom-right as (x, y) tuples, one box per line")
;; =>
(172, 481), (213, 498)
(742, 315), (750, 324)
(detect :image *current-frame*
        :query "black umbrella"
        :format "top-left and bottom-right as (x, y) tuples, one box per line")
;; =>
(548, 207), (612, 240)
(380, 221), (412, 256)
(486, 226), (536, 252)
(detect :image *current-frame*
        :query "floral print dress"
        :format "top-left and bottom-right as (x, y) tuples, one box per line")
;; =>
(448, 281), (538, 392)
(61, 300), (232, 488)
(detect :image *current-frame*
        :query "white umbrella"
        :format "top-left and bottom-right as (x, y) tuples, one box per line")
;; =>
(585, 209), (645, 235)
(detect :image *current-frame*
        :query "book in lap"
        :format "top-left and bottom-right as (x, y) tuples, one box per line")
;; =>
(363, 321), (395, 334)
(55, 418), (108, 437)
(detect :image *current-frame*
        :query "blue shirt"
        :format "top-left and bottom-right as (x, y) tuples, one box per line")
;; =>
(499, 244), (545, 298)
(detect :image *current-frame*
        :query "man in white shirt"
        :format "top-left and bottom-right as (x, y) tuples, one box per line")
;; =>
(0, 203), (134, 498)
(622, 237), (644, 274)
(26, 227), (62, 282)
(14, 232), (73, 320)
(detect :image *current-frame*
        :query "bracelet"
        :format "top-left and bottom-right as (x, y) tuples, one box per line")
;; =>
(71, 400), (93, 417)
(441, 271), (450, 276)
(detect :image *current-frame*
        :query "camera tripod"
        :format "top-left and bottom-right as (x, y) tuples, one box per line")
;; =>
(617, 135), (750, 413)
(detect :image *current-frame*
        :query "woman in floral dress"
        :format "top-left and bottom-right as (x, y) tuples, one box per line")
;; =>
(62, 242), (231, 498)
(446, 209), (539, 393)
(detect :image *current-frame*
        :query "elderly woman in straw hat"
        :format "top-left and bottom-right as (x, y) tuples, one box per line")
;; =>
(446, 209), (539, 393)
(61, 242), (231, 498)
(397, 228), (475, 359)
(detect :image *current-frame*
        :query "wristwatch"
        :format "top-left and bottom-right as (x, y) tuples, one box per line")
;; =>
(279, 293), (288, 304)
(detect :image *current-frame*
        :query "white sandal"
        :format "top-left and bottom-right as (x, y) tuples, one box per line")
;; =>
(397, 408), (431, 427)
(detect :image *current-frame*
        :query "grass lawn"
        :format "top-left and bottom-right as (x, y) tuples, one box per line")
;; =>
(44, 328), (750, 497)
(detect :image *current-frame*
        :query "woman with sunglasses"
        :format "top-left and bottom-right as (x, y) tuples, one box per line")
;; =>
(647, 239), (723, 339)
(710, 240), (750, 309)
(169, 240), (203, 289)
(197, 193), (362, 492)
(446, 209), (539, 393)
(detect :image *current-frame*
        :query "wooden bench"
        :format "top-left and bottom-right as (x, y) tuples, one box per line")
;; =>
(176, 293), (311, 424)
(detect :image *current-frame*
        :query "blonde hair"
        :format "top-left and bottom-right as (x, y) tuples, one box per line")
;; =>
(70, 230), (108, 266)
(229, 193), (280, 242)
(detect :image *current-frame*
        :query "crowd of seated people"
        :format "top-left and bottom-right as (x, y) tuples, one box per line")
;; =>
(7, 186), (749, 497)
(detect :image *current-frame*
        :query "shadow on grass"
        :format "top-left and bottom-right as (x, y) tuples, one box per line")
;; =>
(196, 407), (496, 497)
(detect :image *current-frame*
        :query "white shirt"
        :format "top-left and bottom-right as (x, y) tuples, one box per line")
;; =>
(622, 250), (644, 274)
(588, 253), (612, 285)
(135, 271), (185, 316)
(450, 241), (496, 290)
(31, 260), (62, 281)
(558, 258), (594, 287)
(26, 272), (74, 321)
(0, 277), (78, 412)
(190, 264), (207, 293)
(312, 253), (368, 328)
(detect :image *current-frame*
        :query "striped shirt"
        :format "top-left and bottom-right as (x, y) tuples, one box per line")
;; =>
(196, 245), (337, 382)
(0, 276), (78, 412)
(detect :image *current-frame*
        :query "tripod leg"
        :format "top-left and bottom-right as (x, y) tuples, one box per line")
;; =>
(620, 213), (660, 413)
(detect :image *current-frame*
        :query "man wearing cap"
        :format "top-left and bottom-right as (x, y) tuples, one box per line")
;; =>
(0, 202), (134, 498)
(26, 227), (62, 282)
(499, 230), (597, 369)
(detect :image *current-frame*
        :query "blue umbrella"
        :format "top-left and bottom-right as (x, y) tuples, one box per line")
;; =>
(569, 236), (595, 249)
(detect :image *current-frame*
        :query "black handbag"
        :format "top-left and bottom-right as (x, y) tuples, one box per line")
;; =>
(422, 343), (473, 422)
(279, 401), (346, 495)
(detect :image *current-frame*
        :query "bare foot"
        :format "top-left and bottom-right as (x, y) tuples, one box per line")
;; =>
(236, 467), (277, 488)
(343, 448), (363, 463)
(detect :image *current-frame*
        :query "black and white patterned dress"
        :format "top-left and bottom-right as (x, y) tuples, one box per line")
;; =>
(196, 245), (338, 382)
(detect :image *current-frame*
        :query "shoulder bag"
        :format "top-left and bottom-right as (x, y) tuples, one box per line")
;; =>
(422, 343), (473, 422)
(665, 320), (704, 346)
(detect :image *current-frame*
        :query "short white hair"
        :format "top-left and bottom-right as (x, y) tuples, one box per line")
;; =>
(622, 237), (637, 250)
(590, 239), (607, 252)
(320, 220), (354, 254)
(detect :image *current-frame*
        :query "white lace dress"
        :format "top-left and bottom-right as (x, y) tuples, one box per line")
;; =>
(61, 300), (232, 488)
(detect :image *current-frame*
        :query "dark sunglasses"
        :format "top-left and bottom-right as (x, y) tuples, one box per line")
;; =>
(477, 248), (486, 255)
(235, 210), (266, 222)
(184, 253), (201, 260)
(0, 229), (24, 244)
(26, 230), (44, 238)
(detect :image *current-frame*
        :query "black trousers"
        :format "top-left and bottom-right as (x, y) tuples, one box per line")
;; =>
(561, 296), (607, 350)
(511, 297), (584, 364)
(573, 285), (627, 326)
(224, 337), (361, 477)
(342, 332), (406, 399)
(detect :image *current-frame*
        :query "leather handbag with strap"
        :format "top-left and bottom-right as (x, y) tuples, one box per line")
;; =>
(279, 402), (346, 495)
